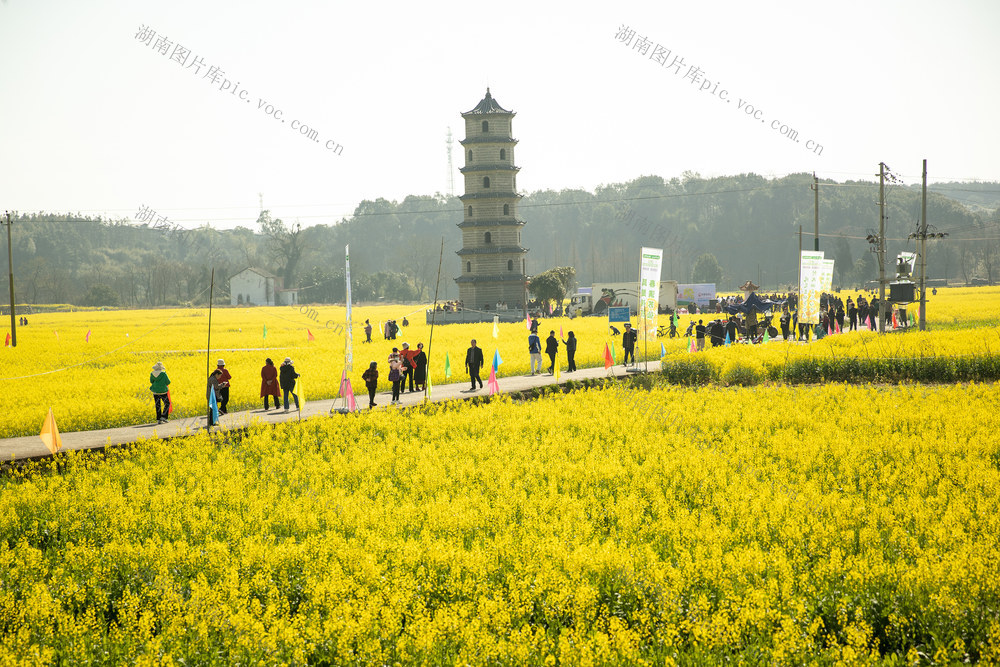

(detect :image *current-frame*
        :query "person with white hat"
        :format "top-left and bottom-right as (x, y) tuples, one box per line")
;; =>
(149, 361), (171, 424)
(215, 359), (232, 415)
(279, 357), (300, 412)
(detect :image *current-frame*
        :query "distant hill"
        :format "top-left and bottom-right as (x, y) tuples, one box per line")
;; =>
(924, 182), (1000, 214)
(3, 173), (998, 307)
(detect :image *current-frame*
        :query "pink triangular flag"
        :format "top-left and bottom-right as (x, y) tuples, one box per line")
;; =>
(525, 314), (532, 331)
(487, 365), (499, 395)
(560, 325), (564, 338)
(85, 329), (91, 342)
(343, 378), (356, 412)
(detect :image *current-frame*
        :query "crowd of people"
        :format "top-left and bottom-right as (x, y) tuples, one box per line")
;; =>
(433, 300), (464, 312)
(684, 290), (912, 347)
(148, 289), (911, 425)
(147, 356), (302, 428)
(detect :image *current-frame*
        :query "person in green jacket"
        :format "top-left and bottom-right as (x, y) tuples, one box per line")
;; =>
(149, 361), (171, 424)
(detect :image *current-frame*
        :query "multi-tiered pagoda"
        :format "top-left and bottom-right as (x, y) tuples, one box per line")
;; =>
(455, 89), (528, 313)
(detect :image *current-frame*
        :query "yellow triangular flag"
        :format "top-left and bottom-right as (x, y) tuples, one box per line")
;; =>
(554, 353), (560, 380)
(39, 407), (62, 455)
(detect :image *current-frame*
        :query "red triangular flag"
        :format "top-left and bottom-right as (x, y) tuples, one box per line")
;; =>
(487, 365), (500, 395)
(344, 379), (356, 411)
(835, 320), (841, 334)
(892, 312), (898, 329)
(167, 389), (174, 414)
(4, 332), (9, 347)
(307, 329), (315, 341)
(603, 343), (613, 370)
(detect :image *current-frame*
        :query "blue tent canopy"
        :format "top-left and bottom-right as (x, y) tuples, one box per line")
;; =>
(723, 292), (787, 315)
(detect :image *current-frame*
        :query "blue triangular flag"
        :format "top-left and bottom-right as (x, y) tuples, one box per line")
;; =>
(724, 332), (730, 346)
(209, 385), (219, 423)
(493, 348), (503, 371)
(660, 342), (666, 357)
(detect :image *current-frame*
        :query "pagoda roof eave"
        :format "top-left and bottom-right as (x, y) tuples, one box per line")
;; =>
(460, 137), (518, 146)
(462, 88), (514, 115)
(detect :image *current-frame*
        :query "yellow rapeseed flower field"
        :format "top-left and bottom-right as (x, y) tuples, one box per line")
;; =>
(1, 381), (998, 663)
(0, 304), (632, 438)
(3, 287), (999, 438)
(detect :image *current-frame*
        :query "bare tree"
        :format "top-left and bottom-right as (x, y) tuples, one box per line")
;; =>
(257, 210), (303, 288)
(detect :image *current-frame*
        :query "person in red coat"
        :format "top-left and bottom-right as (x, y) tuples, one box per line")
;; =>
(260, 358), (280, 410)
(399, 342), (417, 392)
(216, 359), (232, 414)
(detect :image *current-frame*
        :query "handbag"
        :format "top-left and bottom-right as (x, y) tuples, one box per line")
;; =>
(388, 368), (400, 382)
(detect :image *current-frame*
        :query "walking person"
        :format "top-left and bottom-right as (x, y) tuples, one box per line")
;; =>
(562, 331), (577, 372)
(364, 319), (373, 343)
(362, 361), (379, 409)
(279, 357), (300, 412)
(528, 330), (542, 375)
(215, 359), (231, 415)
(622, 323), (637, 365)
(260, 358), (280, 411)
(412, 343), (427, 391)
(710, 319), (724, 347)
(149, 361), (171, 424)
(545, 331), (559, 374)
(387, 348), (403, 404)
(466, 339), (484, 390)
(206, 369), (223, 427)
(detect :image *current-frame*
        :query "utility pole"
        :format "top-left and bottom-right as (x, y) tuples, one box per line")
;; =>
(919, 159), (928, 331)
(4, 211), (15, 347)
(797, 225), (802, 294)
(811, 172), (820, 252)
(878, 162), (887, 334)
(797, 225), (802, 338)
(907, 159), (946, 330)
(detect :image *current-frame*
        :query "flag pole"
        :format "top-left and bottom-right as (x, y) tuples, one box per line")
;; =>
(206, 268), (214, 378)
(642, 248), (647, 375)
(425, 238), (444, 400)
(206, 267), (215, 433)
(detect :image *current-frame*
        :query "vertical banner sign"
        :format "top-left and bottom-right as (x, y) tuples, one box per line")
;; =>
(638, 247), (664, 343)
(345, 245), (353, 372)
(799, 251), (825, 324)
(820, 259), (835, 292)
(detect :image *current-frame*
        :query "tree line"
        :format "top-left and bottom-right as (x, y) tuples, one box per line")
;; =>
(3, 172), (998, 307)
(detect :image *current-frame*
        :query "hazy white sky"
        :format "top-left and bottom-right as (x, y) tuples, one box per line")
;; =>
(1, 0), (997, 231)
